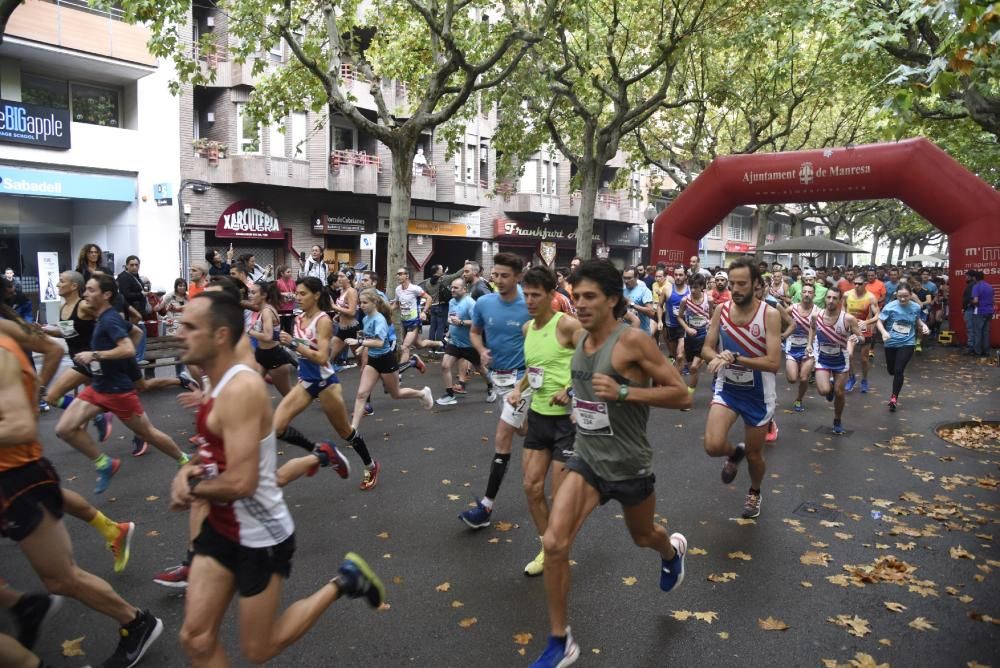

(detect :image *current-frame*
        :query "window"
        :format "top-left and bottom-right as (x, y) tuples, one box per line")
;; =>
(519, 160), (538, 193)
(707, 223), (722, 239)
(71, 83), (120, 127)
(269, 118), (286, 158)
(291, 112), (307, 158)
(550, 161), (558, 195)
(465, 144), (476, 183)
(21, 74), (68, 109)
(728, 214), (752, 242)
(236, 103), (260, 153)
(332, 125), (355, 151)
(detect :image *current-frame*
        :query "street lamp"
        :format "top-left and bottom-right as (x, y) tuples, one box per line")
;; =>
(178, 179), (212, 278)
(644, 203), (657, 265)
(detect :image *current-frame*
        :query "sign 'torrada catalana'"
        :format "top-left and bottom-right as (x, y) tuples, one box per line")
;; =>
(216, 200), (283, 240)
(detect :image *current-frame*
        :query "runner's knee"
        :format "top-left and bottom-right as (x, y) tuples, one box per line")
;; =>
(180, 624), (218, 662)
(523, 474), (545, 502)
(542, 528), (571, 560)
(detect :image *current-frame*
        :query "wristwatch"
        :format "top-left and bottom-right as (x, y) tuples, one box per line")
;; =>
(733, 352), (740, 365)
(617, 384), (629, 402)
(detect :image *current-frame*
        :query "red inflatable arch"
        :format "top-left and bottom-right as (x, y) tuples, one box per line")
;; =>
(651, 138), (1000, 347)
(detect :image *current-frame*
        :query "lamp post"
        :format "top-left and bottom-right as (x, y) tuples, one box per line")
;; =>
(177, 179), (212, 279)
(644, 202), (657, 266)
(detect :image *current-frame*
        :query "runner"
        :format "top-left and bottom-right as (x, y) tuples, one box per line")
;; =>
(345, 288), (433, 430)
(676, 273), (712, 394)
(782, 284), (819, 412)
(622, 267), (656, 336)
(530, 259), (690, 668)
(273, 277), (380, 489)
(391, 268), (434, 373)
(328, 270), (360, 368)
(458, 253), (531, 529)
(812, 285), (862, 435)
(436, 278), (491, 405)
(505, 267), (582, 576)
(171, 291), (384, 666)
(246, 281), (296, 396)
(700, 259), (781, 519)
(843, 276), (880, 393)
(710, 271), (731, 306)
(876, 284), (929, 412)
(54, 274), (189, 494)
(0, 333), (163, 667)
(657, 266), (690, 363)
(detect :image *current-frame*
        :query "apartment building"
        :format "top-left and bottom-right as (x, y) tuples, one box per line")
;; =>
(0, 0), (181, 314)
(178, 5), (646, 281)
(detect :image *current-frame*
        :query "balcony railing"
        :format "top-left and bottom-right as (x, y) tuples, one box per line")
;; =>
(41, 0), (125, 22)
(329, 149), (381, 171)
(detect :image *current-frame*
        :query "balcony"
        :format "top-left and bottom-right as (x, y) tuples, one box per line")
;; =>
(328, 150), (380, 195)
(197, 46), (256, 88)
(189, 154), (310, 187)
(503, 191), (560, 216)
(445, 179), (488, 207)
(411, 166), (437, 201)
(562, 190), (627, 221)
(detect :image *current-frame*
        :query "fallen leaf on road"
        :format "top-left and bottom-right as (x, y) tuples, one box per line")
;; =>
(819, 520), (844, 528)
(727, 551), (752, 561)
(717, 631), (729, 639)
(458, 617), (478, 629)
(693, 611), (719, 624)
(800, 581), (813, 588)
(670, 610), (693, 621)
(495, 521), (515, 532)
(145, 530), (159, 537)
(758, 617), (789, 631)
(441, 479), (451, 485)
(513, 632), (533, 645)
(734, 518), (756, 526)
(62, 636), (85, 657)
(707, 572), (738, 583)
(908, 617), (937, 632)
(451, 600), (464, 608)
(447, 494), (461, 501)
(827, 614), (871, 637)
(883, 601), (907, 613)
(801, 551), (832, 567)
(145, 495), (159, 502)
(688, 547), (707, 555)
(950, 546), (975, 560)
(392, 576), (403, 584)
(376, 531), (390, 539)
(435, 582), (451, 592)
(487, 537), (499, 544)
(517, 648), (525, 656)
(621, 576), (637, 586)
(879, 638), (892, 647)
(834, 532), (854, 541)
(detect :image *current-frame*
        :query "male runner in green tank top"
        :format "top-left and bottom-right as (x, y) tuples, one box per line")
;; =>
(507, 267), (582, 578)
(530, 260), (692, 668)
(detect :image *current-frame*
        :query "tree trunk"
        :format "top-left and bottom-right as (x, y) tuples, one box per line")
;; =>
(886, 238), (896, 265)
(752, 206), (770, 263)
(575, 161), (600, 260)
(789, 214), (801, 267)
(388, 140), (418, 297)
(869, 231), (880, 266)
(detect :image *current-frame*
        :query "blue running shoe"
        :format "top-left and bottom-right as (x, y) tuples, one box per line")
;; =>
(530, 627), (580, 668)
(832, 420), (846, 435)
(95, 457), (120, 494)
(334, 552), (385, 608)
(845, 375), (856, 393)
(94, 411), (113, 443)
(793, 400), (804, 413)
(860, 379), (869, 393)
(660, 533), (687, 592)
(364, 402), (374, 416)
(459, 499), (492, 529)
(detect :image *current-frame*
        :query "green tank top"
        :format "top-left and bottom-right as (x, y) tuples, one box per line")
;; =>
(524, 312), (574, 416)
(570, 322), (652, 481)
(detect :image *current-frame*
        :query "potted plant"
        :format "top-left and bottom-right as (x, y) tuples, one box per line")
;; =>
(192, 137), (209, 156)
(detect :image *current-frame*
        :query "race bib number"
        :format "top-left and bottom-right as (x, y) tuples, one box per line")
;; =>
(891, 322), (911, 335)
(723, 364), (755, 387)
(500, 392), (531, 428)
(573, 399), (613, 436)
(671, 305), (681, 317)
(527, 366), (545, 390)
(688, 316), (707, 329)
(57, 320), (78, 338)
(490, 369), (518, 387)
(788, 335), (808, 348)
(819, 344), (842, 356)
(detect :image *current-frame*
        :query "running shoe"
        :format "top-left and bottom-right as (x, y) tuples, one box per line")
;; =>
(94, 411), (113, 443)
(825, 389), (834, 402)
(177, 370), (200, 391)
(339, 361), (358, 371)
(808, 371), (815, 384)
(832, 419), (846, 435)
(131, 436), (148, 457)
(660, 532), (687, 592)
(314, 442), (351, 479)
(102, 608), (163, 668)
(333, 552), (386, 608)
(38, 398), (50, 413)
(436, 393), (457, 406)
(12, 593), (63, 650)
(360, 460), (381, 491)
(681, 365), (690, 376)
(459, 499), (492, 529)
(765, 421), (779, 443)
(452, 381), (468, 394)
(859, 379), (869, 393)
(530, 627), (580, 668)
(364, 402), (374, 416)
(792, 400), (804, 413)
(915, 341), (922, 352)
(109, 521), (136, 574)
(152, 563), (189, 589)
(486, 387), (498, 403)
(421, 386), (434, 410)
(411, 355), (427, 374)
(742, 490), (762, 519)
(888, 395), (897, 412)
(868, 351), (875, 362)
(845, 375), (857, 393)
(720, 443), (745, 484)
(95, 457), (121, 494)
(524, 546), (545, 577)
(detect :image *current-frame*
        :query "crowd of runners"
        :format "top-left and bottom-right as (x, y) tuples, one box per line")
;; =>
(0, 246), (991, 667)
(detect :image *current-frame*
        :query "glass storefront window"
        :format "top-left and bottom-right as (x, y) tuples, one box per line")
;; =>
(71, 83), (121, 127)
(21, 74), (69, 109)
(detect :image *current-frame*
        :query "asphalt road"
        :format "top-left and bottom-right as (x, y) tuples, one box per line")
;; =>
(2, 346), (998, 667)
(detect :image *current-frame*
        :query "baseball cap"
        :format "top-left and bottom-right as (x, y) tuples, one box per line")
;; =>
(714, 271), (728, 280)
(802, 268), (817, 279)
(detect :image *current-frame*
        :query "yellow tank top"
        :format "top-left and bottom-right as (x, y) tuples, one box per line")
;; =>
(845, 290), (873, 321)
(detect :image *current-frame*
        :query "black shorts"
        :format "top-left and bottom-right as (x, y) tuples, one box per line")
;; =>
(0, 458), (63, 542)
(565, 455), (655, 507)
(335, 323), (361, 342)
(255, 345), (295, 370)
(444, 344), (481, 366)
(368, 351), (399, 375)
(666, 325), (686, 342)
(193, 519), (295, 598)
(684, 336), (706, 362)
(523, 411), (575, 462)
(71, 361), (94, 378)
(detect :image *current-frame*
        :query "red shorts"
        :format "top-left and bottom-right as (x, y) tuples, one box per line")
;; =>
(77, 386), (145, 421)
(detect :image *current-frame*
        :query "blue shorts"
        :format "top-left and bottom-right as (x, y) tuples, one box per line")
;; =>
(785, 345), (809, 362)
(711, 388), (774, 427)
(814, 351), (848, 373)
(402, 318), (423, 332)
(299, 375), (339, 398)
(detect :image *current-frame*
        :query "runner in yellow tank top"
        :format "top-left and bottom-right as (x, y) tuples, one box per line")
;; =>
(507, 267), (582, 577)
(843, 279), (880, 393)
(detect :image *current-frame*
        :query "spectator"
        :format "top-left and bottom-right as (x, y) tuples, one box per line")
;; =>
(970, 270), (994, 357)
(116, 255), (148, 322)
(555, 266), (572, 300)
(75, 243), (111, 284)
(420, 264), (450, 346)
(302, 244), (328, 281)
(462, 260), (492, 300)
(3, 267), (21, 291)
(689, 255), (712, 280)
(188, 261), (209, 298)
(275, 264), (297, 332)
(206, 245), (234, 276)
(240, 253), (270, 282)
(962, 269), (977, 355)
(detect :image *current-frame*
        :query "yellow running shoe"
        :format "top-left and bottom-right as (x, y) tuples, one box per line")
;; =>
(108, 521), (135, 573)
(524, 545), (545, 576)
